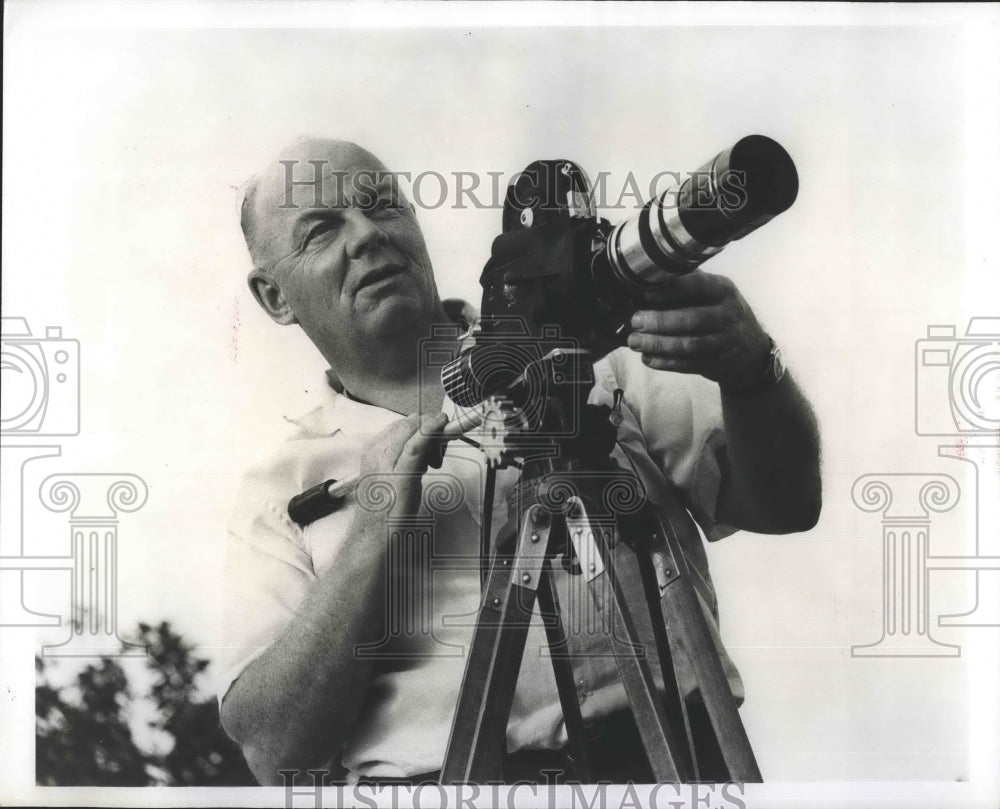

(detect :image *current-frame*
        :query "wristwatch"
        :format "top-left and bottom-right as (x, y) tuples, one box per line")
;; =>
(725, 336), (786, 395)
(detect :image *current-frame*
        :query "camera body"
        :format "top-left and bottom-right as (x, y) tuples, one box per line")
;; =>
(915, 317), (1000, 435)
(0, 318), (80, 437)
(441, 136), (799, 409)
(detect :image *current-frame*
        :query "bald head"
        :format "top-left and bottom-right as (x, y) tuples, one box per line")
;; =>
(240, 137), (444, 382)
(240, 138), (390, 272)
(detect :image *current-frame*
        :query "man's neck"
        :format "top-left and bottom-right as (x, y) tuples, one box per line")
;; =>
(347, 374), (446, 417)
(335, 305), (457, 416)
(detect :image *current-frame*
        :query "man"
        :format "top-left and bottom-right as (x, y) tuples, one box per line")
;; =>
(219, 138), (821, 785)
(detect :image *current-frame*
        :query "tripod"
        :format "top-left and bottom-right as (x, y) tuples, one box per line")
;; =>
(440, 351), (762, 784)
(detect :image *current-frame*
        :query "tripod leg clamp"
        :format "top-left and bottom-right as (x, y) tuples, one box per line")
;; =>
(511, 506), (551, 592)
(565, 498), (608, 583)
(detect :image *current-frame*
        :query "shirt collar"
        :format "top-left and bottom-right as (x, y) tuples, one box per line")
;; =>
(282, 298), (479, 439)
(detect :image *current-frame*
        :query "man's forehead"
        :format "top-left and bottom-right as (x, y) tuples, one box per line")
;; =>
(256, 139), (390, 210)
(246, 139), (395, 267)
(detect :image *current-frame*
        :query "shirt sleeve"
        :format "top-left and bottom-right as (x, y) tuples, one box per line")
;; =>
(216, 478), (317, 706)
(598, 348), (736, 542)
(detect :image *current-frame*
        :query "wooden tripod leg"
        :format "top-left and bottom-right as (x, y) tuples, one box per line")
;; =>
(566, 498), (691, 783)
(648, 511), (763, 783)
(480, 464), (497, 592)
(440, 505), (552, 784)
(633, 548), (698, 780)
(537, 563), (592, 782)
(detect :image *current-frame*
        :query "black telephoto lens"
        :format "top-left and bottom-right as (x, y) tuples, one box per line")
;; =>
(604, 135), (798, 290)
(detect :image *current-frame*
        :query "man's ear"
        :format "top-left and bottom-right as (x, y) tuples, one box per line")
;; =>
(248, 268), (297, 325)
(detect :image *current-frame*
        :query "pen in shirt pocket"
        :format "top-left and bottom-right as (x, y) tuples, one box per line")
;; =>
(287, 408), (485, 527)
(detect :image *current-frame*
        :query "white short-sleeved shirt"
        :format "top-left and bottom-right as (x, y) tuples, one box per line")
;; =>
(220, 346), (744, 779)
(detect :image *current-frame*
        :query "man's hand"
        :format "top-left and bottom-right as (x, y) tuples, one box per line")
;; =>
(626, 271), (771, 391)
(359, 412), (450, 518)
(626, 269), (821, 534)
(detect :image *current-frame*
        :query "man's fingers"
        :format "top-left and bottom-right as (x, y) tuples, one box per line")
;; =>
(362, 413), (451, 519)
(423, 413), (453, 469)
(396, 413), (450, 472)
(641, 271), (731, 308)
(375, 413), (424, 469)
(630, 305), (728, 336)
(638, 355), (703, 373)
(625, 271), (770, 389)
(627, 332), (729, 358)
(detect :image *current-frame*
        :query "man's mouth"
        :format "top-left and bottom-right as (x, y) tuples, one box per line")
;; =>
(356, 262), (407, 292)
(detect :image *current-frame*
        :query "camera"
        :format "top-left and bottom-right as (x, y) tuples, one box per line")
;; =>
(442, 135), (799, 408)
(915, 317), (1000, 435)
(423, 317), (586, 441)
(0, 317), (80, 436)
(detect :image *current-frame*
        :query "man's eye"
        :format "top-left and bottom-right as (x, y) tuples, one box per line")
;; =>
(306, 222), (338, 243)
(373, 198), (405, 215)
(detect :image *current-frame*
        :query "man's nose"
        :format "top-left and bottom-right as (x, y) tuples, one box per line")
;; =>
(343, 208), (389, 258)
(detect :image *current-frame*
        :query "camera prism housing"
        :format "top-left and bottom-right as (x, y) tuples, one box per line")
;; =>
(0, 318), (80, 437)
(915, 317), (1000, 436)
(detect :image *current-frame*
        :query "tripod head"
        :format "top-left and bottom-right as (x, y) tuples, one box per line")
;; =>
(464, 343), (615, 468)
(484, 350), (647, 570)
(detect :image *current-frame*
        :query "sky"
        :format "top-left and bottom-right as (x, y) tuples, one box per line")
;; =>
(2, 2), (999, 799)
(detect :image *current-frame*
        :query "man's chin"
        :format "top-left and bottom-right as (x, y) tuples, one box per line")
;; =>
(356, 295), (426, 337)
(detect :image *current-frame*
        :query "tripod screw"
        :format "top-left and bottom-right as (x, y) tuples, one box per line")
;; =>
(530, 533), (540, 543)
(492, 597), (502, 607)
(521, 573), (532, 584)
(588, 562), (597, 573)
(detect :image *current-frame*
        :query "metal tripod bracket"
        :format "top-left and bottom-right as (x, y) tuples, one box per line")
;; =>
(565, 501), (607, 584)
(510, 506), (551, 593)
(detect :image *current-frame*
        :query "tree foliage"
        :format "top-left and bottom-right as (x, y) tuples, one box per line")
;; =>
(36, 621), (255, 786)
